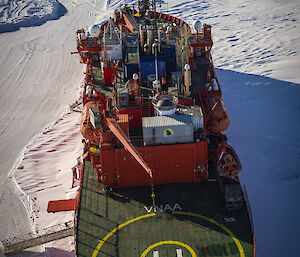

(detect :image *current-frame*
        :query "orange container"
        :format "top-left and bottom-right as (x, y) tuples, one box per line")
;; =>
(100, 141), (208, 187)
(116, 114), (129, 137)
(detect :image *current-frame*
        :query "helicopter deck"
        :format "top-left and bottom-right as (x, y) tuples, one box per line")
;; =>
(75, 161), (254, 257)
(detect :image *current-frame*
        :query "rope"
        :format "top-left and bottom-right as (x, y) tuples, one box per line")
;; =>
(150, 177), (156, 207)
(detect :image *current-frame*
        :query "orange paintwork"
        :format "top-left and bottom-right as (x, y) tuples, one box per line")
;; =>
(202, 95), (230, 133)
(118, 108), (143, 127)
(178, 98), (193, 107)
(103, 67), (114, 85)
(106, 117), (153, 178)
(116, 114), (129, 137)
(81, 103), (129, 143)
(47, 199), (76, 213)
(100, 141), (208, 187)
(216, 144), (242, 182)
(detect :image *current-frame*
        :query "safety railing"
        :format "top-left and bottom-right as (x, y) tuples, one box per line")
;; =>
(0, 221), (74, 254)
(242, 184), (256, 257)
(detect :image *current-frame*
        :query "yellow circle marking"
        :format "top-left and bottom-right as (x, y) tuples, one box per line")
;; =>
(92, 213), (156, 257)
(141, 240), (196, 257)
(92, 211), (245, 257)
(174, 211), (245, 257)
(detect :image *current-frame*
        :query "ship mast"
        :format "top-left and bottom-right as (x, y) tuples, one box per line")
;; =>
(152, 0), (157, 30)
(138, 0), (158, 27)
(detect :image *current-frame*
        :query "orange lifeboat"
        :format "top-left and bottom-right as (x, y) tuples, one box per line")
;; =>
(81, 102), (101, 141)
(202, 95), (230, 133)
(216, 144), (242, 181)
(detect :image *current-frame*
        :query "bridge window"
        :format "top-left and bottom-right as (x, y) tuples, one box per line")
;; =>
(127, 47), (138, 63)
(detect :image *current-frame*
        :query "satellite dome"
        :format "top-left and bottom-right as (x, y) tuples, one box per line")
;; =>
(193, 20), (202, 32)
(184, 64), (190, 71)
(152, 94), (178, 116)
(156, 98), (174, 109)
(133, 73), (139, 80)
(89, 25), (100, 37)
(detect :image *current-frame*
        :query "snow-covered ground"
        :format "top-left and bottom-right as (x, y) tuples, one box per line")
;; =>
(0, 0), (67, 33)
(0, 0), (299, 256)
(0, 0), (110, 255)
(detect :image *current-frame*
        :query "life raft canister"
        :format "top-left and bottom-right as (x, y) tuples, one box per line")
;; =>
(81, 102), (101, 141)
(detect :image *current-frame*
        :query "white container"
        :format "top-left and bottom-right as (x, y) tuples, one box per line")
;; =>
(142, 115), (193, 145)
(179, 106), (203, 132)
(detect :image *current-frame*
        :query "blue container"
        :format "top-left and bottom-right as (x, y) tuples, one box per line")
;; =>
(139, 55), (166, 81)
(164, 46), (177, 75)
(124, 63), (139, 80)
(164, 46), (176, 57)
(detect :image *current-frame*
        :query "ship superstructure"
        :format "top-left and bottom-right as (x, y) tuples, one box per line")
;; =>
(47, 1), (255, 256)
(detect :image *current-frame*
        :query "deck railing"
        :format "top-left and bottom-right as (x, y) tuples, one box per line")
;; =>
(0, 221), (74, 254)
(242, 184), (256, 257)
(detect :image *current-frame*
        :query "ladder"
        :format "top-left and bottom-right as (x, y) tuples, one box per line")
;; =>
(143, 97), (151, 117)
(0, 221), (73, 254)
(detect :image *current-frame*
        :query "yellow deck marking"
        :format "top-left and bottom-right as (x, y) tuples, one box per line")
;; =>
(140, 241), (196, 257)
(92, 213), (156, 257)
(92, 211), (245, 257)
(173, 211), (245, 257)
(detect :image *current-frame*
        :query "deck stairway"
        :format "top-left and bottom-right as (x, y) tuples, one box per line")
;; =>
(142, 97), (151, 117)
(104, 19), (120, 45)
(0, 221), (73, 255)
(123, 11), (138, 33)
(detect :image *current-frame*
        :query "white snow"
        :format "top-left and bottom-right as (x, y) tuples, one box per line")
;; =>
(0, 0), (299, 256)
(0, 0), (110, 255)
(0, 0), (67, 33)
